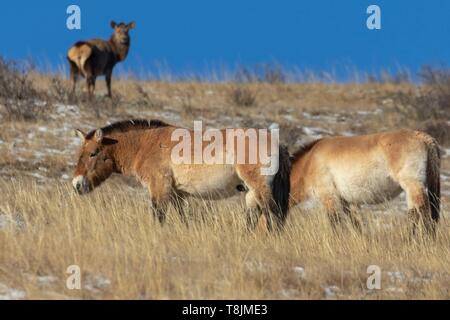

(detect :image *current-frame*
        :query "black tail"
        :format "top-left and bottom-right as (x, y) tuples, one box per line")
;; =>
(426, 141), (441, 225)
(270, 144), (292, 228)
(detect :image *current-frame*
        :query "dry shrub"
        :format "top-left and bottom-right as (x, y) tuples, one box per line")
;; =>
(367, 69), (411, 84)
(133, 83), (164, 109)
(0, 57), (48, 121)
(235, 63), (286, 84)
(418, 120), (450, 147)
(389, 66), (450, 122)
(48, 76), (74, 104)
(228, 85), (257, 107)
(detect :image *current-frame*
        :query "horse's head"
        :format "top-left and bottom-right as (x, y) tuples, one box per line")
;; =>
(72, 129), (118, 195)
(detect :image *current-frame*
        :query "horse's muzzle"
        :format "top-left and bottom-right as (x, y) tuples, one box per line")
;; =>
(72, 175), (91, 194)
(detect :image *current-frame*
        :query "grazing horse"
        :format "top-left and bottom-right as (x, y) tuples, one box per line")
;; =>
(289, 129), (441, 235)
(72, 119), (291, 231)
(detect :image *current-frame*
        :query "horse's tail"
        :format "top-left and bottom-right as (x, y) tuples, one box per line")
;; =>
(270, 144), (292, 226)
(426, 137), (441, 224)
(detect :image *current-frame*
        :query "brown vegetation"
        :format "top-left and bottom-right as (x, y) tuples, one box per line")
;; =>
(0, 59), (449, 299)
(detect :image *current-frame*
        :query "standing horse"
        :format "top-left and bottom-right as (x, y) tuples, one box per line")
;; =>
(72, 119), (291, 231)
(289, 129), (441, 235)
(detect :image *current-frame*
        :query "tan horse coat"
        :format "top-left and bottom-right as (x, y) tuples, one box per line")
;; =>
(290, 129), (440, 234)
(72, 120), (291, 231)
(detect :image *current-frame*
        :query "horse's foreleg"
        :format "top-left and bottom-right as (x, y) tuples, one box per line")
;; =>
(151, 200), (168, 224)
(147, 177), (173, 225)
(244, 190), (262, 231)
(171, 192), (188, 225)
(260, 192), (285, 233)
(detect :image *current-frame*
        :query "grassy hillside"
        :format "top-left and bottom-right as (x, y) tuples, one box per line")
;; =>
(0, 59), (449, 299)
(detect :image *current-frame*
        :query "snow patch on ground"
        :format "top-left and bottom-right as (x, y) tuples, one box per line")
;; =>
(292, 266), (306, 279)
(0, 213), (25, 231)
(323, 285), (340, 299)
(0, 283), (26, 300)
(302, 126), (332, 138)
(84, 274), (112, 293)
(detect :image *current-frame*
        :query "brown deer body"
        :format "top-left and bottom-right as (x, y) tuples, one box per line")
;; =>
(67, 21), (135, 97)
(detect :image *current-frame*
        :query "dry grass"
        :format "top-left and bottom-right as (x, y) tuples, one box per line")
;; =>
(0, 178), (449, 299)
(1, 61), (450, 299)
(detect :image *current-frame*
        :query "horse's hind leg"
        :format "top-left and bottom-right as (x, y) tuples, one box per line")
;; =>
(402, 180), (434, 236)
(237, 167), (280, 232)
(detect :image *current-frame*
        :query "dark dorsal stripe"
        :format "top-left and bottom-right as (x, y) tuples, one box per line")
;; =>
(74, 41), (90, 48)
(291, 139), (322, 161)
(86, 119), (170, 139)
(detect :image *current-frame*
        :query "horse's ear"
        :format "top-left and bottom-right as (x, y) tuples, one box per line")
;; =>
(111, 21), (117, 29)
(95, 129), (104, 143)
(127, 21), (136, 30)
(74, 129), (86, 143)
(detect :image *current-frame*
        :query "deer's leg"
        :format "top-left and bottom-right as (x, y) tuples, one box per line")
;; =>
(105, 70), (113, 98)
(69, 61), (79, 95)
(87, 76), (96, 98)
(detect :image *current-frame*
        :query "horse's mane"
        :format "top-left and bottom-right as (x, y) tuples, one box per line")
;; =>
(291, 139), (322, 161)
(86, 119), (170, 139)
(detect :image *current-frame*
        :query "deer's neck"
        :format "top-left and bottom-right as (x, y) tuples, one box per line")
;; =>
(109, 37), (130, 62)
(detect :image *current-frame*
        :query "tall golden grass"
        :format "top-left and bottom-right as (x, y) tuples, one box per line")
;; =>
(0, 177), (449, 299)
(1, 63), (450, 299)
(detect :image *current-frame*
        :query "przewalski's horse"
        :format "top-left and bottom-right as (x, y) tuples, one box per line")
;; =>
(67, 21), (135, 98)
(72, 120), (291, 231)
(290, 129), (441, 236)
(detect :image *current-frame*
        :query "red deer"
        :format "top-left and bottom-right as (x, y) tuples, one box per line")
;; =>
(67, 21), (135, 98)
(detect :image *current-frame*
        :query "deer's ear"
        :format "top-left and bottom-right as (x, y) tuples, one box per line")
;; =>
(95, 129), (104, 143)
(127, 21), (136, 30)
(74, 129), (86, 143)
(111, 21), (117, 29)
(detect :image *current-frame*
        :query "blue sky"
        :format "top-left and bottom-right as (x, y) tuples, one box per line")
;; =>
(1, 0), (449, 80)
